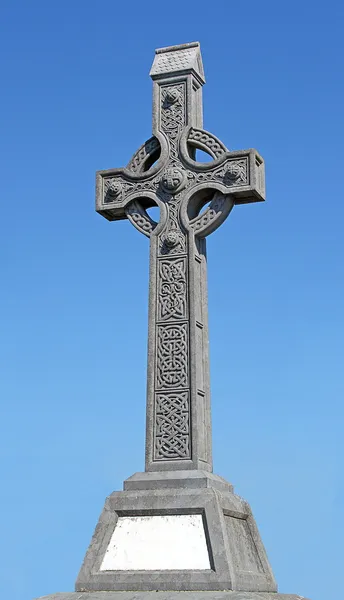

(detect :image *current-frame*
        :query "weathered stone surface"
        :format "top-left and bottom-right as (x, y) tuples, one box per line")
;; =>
(34, 42), (309, 600)
(75, 45), (271, 594)
(95, 41), (265, 474)
(35, 593), (309, 600)
(76, 485), (276, 592)
(123, 470), (233, 492)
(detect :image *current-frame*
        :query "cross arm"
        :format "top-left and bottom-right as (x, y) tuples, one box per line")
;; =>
(178, 138), (265, 237)
(196, 148), (265, 204)
(180, 131), (265, 206)
(95, 166), (159, 221)
(95, 132), (170, 236)
(224, 148), (265, 205)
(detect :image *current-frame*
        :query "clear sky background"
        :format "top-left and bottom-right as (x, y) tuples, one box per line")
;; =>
(1, 2), (343, 600)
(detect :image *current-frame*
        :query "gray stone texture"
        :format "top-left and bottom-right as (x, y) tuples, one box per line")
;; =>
(74, 44), (273, 594)
(123, 470), (234, 493)
(76, 486), (276, 593)
(95, 41), (265, 474)
(36, 594), (309, 600)
(33, 43), (308, 600)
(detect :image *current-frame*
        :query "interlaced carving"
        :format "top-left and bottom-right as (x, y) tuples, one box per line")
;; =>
(156, 323), (188, 389)
(160, 83), (185, 135)
(194, 158), (248, 187)
(154, 391), (190, 459)
(191, 193), (227, 234)
(127, 137), (160, 173)
(160, 83), (185, 165)
(158, 196), (185, 255)
(104, 176), (160, 205)
(126, 201), (157, 236)
(188, 128), (227, 159)
(158, 258), (187, 321)
(166, 195), (179, 229)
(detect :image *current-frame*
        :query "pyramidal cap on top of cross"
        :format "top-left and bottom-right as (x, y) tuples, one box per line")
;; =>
(150, 42), (205, 85)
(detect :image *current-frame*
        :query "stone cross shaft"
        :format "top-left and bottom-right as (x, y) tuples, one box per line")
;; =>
(96, 42), (265, 473)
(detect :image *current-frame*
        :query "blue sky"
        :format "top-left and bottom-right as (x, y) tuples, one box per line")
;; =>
(1, 2), (343, 599)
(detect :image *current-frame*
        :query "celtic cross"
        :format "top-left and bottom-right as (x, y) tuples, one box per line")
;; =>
(96, 42), (265, 473)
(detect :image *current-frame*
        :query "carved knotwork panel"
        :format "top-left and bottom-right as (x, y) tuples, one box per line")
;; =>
(159, 83), (186, 167)
(156, 323), (188, 389)
(158, 193), (187, 255)
(158, 257), (187, 321)
(160, 83), (186, 135)
(154, 391), (190, 460)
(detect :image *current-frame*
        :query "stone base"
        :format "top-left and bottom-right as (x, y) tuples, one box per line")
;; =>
(33, 472), (310, 600)
(35, 592), (310, 600)
(75, 472), (276, 593)
(123, 470), (234, 493)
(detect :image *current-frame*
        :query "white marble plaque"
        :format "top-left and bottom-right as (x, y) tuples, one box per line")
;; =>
(100, 514), (210, 571)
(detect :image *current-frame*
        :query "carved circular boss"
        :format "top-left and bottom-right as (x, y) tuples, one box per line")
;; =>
(160, 167), (186, 194)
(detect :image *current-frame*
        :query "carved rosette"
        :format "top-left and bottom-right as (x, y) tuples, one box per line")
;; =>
(160, 229), (186, 255)
(161, 167), (186, 194)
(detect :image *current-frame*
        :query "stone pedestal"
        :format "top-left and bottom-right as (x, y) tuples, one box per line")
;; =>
(34, 473), (309, 600)
(76, 472), (275, 593)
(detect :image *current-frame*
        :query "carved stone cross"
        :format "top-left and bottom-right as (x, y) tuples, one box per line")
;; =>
(96, 42), (265, 473)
